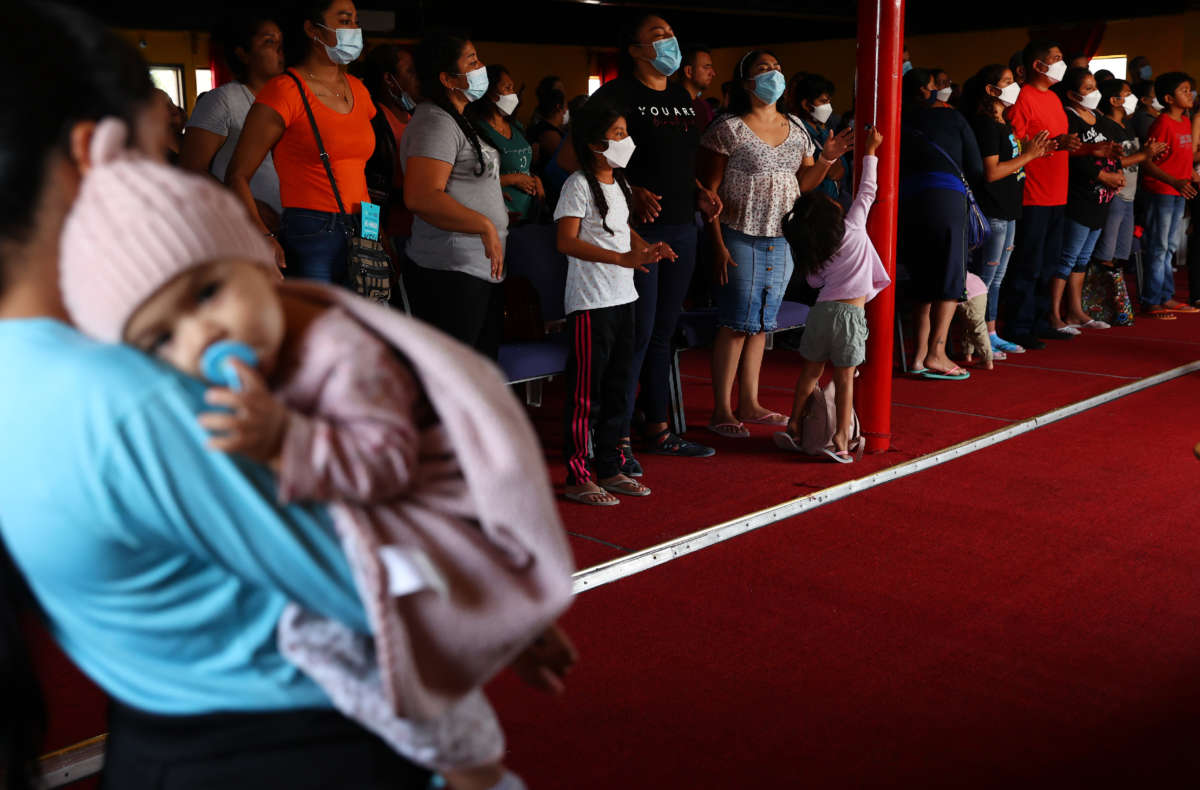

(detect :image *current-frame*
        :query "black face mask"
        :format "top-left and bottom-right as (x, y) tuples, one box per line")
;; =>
(925, 91), (938, 106)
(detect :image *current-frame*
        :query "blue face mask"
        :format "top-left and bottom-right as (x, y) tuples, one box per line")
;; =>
(902, 60), (913, 75)
(457, 66), (489, 102)
(399, 91), (416, 112)
(1139, 65), (1153, 81)
(647, 36), (682, 77)
(751, 70), (786, 105)
(315, 24), (362, 65)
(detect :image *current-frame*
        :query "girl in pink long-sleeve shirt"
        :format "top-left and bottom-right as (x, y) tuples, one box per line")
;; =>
(774, 127), (891, 462)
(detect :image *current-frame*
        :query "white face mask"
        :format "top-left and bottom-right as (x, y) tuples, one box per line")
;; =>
(997, 82), (1021, 106)
(936, 86), (953, 102)
(812, 103), (834, 124)
(599, 135), (636, 169)
(1122, 94), (1139, 115)
(1152, 97), (1165, 111)
(561, 109), (570, 126)
(494, 93), (519, 116)
(1079, 90), (1101, 111)
(1043, 60), (1067, 83)
(315, 24), (362, 65)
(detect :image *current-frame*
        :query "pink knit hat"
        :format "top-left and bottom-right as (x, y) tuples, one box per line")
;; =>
(60, 118), (276, 344)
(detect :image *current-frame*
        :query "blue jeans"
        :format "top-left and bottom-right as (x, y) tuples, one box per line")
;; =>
(1057, 218), (1102, 280)
(1142, 193), (1186, 306)
(977, 217), (1015, 324)
(1094, 197), (1134, 262)
(625, 222), (699, 432)
(280, 208), (353, 285)
(716, 226), (792, 333)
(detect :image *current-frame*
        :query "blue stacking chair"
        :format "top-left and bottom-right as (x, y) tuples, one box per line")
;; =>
(499, 223), (571, 406)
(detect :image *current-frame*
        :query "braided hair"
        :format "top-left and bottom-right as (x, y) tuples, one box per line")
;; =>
(570, 101), (633, 236)
(414, 31), (487, 177)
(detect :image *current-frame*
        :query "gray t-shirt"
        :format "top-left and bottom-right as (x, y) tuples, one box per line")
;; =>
(399, 103), (509, 282)
(186, 82), (282, 214)
(554, 171), (637, 313)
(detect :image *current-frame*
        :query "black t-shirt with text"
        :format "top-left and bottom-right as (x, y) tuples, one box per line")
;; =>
(1066, 109), (1116, 229)
(970, 116), (1024, 221)
(588, 75), (702, 226)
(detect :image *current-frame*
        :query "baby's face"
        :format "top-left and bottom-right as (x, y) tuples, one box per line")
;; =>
(124, 258), (286, 380)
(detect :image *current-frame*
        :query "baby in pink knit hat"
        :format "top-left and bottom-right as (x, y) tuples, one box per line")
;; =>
(60, 119), (575, 790)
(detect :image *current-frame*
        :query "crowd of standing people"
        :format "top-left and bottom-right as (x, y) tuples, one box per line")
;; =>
(4, 1), (1200, 787)
(125, 2), (1200, 492)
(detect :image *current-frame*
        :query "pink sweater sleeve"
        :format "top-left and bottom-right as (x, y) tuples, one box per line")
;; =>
(845, 155), (878, 229)
(277, 327), (423, 506)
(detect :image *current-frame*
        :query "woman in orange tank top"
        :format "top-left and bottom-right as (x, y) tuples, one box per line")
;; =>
(227, 0), (375, 285)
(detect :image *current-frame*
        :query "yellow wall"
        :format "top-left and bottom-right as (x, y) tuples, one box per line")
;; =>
(120, 14), (1200, 117)
(116, 29), (211, 110)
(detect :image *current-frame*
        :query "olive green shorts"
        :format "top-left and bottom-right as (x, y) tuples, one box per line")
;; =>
(798, 301), (868, 368)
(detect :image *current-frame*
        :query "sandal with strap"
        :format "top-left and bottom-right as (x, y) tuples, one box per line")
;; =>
(707, 421), (750, 438)
(564, 483), (619, 507)
(600, 475), (652, 497)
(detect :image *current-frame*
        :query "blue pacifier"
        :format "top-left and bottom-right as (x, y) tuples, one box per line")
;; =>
(200, 340), (259, 391)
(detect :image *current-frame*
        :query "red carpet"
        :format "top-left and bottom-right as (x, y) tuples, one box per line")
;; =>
(490, 373), (1200, 788)
(31, 280), (1200, 790)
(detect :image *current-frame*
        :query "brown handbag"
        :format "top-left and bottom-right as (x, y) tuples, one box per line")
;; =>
(286, 71), (392, 304)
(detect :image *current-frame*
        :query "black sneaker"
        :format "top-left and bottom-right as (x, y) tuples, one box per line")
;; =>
(1009, 334), (1047, 350)
(618, 441), (643, 478)
(644, 430), (716, 458)
(1036, 328), (1074, 341)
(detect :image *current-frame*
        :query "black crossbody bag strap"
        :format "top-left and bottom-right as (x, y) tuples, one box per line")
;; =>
(286, 70), (350, 218)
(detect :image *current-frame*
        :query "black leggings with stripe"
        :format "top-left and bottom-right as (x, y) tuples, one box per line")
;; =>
(564, 302), (636, 485)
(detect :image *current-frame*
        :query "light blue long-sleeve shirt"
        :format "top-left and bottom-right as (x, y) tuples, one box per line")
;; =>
(0, 319), (369, 714)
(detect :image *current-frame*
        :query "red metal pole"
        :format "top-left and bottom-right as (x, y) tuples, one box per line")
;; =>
(854, 0), (904, 453)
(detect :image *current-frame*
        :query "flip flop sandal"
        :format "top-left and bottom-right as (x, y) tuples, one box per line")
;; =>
(1070, 319), (1111, 329)
(820, 447), (855, 464)
(564, 486), (619, 506)
(921, 367), (971, 381)
(1145, 310), (1178, 320)
(772, 431), (804, 452)
(1166, 303), (1200, 313)
(907, 367), (929, 376)
(707, 421), (751, 438)
(600, 477), (652, 497)
(739, 412), (790, 426)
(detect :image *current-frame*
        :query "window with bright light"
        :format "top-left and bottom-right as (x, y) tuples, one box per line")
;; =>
(588, 75), (602, 96)
(149, 65), (184, 108)
(195, 68), (214, 96)
(1089, 55), (1127, 80)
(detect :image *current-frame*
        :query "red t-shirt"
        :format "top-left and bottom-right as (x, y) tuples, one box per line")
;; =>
(1008, 84), (1069, 207)
(1142, 113), (1193, 196)
(256, 70), (376, 214)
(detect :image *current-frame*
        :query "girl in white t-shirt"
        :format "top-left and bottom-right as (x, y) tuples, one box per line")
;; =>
(554, 104), (677, 506)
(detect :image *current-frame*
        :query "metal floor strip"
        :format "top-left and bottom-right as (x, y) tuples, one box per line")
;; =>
(571, 361), (1200, 595)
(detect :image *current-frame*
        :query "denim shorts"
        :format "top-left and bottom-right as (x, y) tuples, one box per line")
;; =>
(1093, 197), (1134, 263)
(716, 226), (792, 333)
(798, 301), (868, 368)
